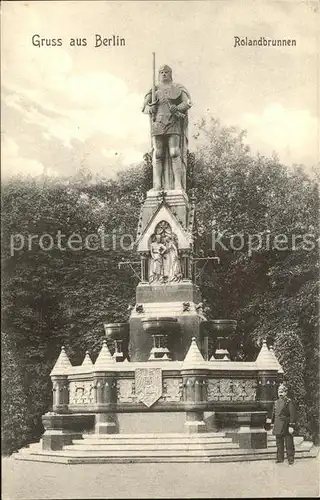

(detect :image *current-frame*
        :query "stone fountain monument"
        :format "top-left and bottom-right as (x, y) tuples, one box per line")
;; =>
(15, 58), (298, 464)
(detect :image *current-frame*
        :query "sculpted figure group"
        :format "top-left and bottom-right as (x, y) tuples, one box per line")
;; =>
(149, 226), (182, 284)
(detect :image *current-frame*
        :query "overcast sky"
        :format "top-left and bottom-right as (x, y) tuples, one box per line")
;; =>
(2, 0), (319, 180)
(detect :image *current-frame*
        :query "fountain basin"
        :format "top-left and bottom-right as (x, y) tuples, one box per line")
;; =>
(202, 320), (237, 361)
(103, 323), (130, 361)
(141, 317), (178, 334)
(207, 319), (237, 337)
(103, 323), (129, 340)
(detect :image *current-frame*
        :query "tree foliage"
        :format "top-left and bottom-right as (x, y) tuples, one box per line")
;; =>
(2, 331), (29, 453)
(274, 330), (308, 436)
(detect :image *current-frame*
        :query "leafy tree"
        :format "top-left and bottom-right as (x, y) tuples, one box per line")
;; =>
(192, 117), (319, 439)
(2, 331), (29, 454)
(274, 330), (308, 437)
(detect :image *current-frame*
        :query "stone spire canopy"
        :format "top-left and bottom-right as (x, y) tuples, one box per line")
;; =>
(94, 340), (116, 372)
(182, 337), (206, 369)
(50, 346), (72, 376)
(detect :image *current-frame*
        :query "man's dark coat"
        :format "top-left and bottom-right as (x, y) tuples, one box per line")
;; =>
(271, 397), (296, 436)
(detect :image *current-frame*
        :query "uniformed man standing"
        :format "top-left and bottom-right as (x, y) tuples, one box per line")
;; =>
(267, 383), (296, 465)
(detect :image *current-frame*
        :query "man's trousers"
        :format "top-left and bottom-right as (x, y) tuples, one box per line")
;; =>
(276, 434), (295, 462)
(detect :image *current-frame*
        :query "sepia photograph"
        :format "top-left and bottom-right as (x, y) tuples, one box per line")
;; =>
(1, 0), (319, 498)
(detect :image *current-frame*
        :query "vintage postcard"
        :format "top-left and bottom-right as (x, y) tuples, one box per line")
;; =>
(2, 1), (319, 499)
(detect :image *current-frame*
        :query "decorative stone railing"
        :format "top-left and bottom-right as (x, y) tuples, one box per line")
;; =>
(50, 338), (281, 414)
(42, 338), (283, 450)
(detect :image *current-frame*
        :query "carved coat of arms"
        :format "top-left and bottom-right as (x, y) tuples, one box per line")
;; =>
(135, 367), (162, 407)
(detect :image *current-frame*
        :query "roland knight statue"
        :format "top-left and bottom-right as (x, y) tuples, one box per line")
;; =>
(142, 54), (192, 192)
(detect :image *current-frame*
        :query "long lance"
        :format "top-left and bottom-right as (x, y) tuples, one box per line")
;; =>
(151, 52), (156, 122)
(148, 52), (156, 150)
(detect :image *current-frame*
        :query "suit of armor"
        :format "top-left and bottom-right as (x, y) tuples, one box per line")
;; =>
(142, 65), (192, 191)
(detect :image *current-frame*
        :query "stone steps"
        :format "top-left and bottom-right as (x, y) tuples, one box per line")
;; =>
(81, 432), (226, 439)
(70, 432), (237, 451)
(16, 446), (270, 458)
(266, 436), (306, 449)
(79, 434), (230, 446)
(19, 445), (42, 454)
(75, 438), (233, 446)
(13, 447), (318, 464)
(57, 443), (318, 457)
(13, 432), (318, 464)
(64, 442), (239, 451)
(59, 448), (240, 457)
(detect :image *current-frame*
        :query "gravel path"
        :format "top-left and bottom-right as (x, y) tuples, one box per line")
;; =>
(2, 456), (319, 499)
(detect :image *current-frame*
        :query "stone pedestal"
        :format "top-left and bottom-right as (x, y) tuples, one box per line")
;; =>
(129, 282), (204, 361)
(117, 412), (185, 433)
(141, 189), (190, 231)
(135, 281), (201, 304)
(42, 430), (82, 451)
(184, 410), (206, 433)
(257, 370), (278, 418)
(41, 413), (94, 451)
(95, 413), (119, 434)
(214, 411), (268, 449)
(52, 375), (69, 412)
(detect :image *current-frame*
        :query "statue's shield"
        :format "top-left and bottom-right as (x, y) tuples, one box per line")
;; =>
(135, 367), (162, 407)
